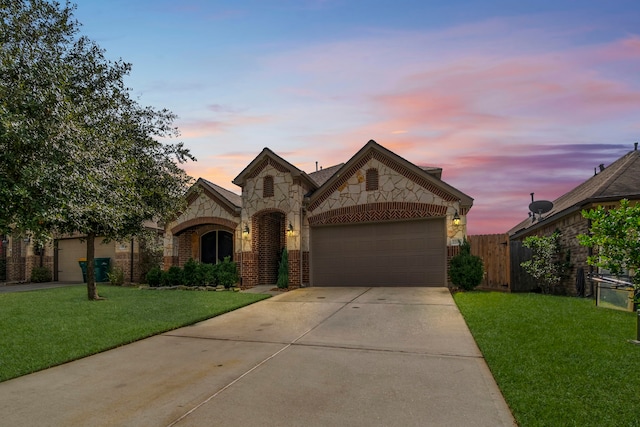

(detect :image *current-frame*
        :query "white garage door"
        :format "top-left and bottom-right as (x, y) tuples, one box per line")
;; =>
(56, 238), (115, 282)
(310, 218), (446, 287)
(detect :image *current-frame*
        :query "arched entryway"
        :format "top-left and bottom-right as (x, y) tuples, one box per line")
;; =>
(254, 211), (286, 285)
(201, 230), (233, 264)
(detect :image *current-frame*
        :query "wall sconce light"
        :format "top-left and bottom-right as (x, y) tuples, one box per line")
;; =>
(23, 236), (31, 244)
(452, 210), (461, 226)
(1, 238), (8, 245)
(243, 224), (250, 235)
(287, 222), (294, 236)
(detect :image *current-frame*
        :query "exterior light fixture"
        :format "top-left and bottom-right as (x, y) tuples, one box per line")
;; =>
(243, 224), (250, 235)
(452, 210), (461, 226)
(23, 236), (31, 244)
(287, 222), (294, 235)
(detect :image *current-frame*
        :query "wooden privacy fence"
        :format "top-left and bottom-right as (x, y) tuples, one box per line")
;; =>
(467, 234), (511, 291)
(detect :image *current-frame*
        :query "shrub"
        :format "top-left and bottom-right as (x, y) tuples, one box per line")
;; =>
(162, 266), (183, 287)
(521, 231), (571, 294)
(216, 256), (238, 289)
(200, 262), (217, 286)
(182, 258), (201, 286)
(145, 267), (163, 287)
(277, 248), (289, 289)
(107, 266), (125, 286)
(449, 239), (484, 291)
(30, 266), (52, 283)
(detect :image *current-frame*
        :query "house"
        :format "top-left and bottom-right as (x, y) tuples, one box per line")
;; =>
(508, 143), (640, 295)
(163, 140), (473, 288)
(0, 226), (161, 284)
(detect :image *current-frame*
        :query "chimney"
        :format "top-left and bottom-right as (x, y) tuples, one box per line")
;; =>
(635, 142), (638, 151)
(315, 161), (318, 172)
(530, 193), (535, 202)
(599, 164), (605, 172)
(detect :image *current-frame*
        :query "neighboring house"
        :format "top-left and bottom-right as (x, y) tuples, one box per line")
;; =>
(164, 140), (473, 288)
(1, 227), (161, 284)
(508, 143), (640, 295)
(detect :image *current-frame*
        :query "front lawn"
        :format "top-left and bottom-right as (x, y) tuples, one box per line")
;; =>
(0, 285), (269, 382)
(454, 292), (640, 427)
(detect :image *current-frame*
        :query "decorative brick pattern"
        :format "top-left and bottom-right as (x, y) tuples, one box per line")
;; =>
(373, 150), (458, 202)
(308, 150), (458, 211)
(171, 216), (238, 235)
(246, 158), (290, 180)
(308, 202), (448, 226)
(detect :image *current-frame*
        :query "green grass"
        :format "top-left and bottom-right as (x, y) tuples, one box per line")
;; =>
(0, 285), (269, 382)
(453, 291), (640, 427)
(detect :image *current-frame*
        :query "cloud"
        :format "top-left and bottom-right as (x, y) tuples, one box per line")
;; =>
(181, 15), (640, 234)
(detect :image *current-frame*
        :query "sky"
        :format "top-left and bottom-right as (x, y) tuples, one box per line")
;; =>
(71, 0), (640, 234)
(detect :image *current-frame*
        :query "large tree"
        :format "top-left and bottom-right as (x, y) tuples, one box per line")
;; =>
(1, 0), (195, 299)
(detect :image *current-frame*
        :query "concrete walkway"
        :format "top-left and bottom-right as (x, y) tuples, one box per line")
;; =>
(0, 287), (515, 426)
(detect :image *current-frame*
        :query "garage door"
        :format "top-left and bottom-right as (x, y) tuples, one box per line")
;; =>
(310, 219), (446, 287)
(56, 238), (116, 282)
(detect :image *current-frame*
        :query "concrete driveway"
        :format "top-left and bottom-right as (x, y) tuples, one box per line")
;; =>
(0, 287), (515, 426)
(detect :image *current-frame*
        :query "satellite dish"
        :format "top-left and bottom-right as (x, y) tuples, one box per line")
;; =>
(529, 200), (553, 215)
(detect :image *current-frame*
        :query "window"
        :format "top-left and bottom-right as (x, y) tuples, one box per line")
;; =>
(366, 168), (379, 191)
(263, 176), (274, 197)
(201, 230), (233, 264)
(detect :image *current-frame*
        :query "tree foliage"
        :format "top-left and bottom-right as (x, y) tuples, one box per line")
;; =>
(520, 231), (570, 294)
(1, 0), (195, 299)
(578, 199), (640, 293)
(448, 239), (484, 291)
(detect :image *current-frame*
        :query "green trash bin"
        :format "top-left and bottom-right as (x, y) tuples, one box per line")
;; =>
(94, 258), (111, 282)
(78, 259), (87, 282)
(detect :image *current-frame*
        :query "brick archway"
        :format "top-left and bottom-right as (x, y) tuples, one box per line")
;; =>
(252, 210), (286, 286)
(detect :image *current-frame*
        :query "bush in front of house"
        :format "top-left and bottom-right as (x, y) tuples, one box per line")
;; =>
(107, 266), (125, 286)
(146, 267), (164, 287)
(30, 266), (52, 283)
(200, 262), (217, 286)
(449, 239), (484, 291)
(162, 266), (183, 287)
(182, 258), (202, 286)
(216, 256), (239, 289)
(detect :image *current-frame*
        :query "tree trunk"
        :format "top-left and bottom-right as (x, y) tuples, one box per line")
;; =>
(86, 232), (100, 300)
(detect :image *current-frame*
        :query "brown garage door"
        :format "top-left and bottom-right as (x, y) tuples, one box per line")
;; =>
(310, 218), (446, 287)
(55, 237), (115, 282)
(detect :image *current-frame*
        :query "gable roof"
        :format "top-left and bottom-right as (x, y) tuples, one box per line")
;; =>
(509, 148), (640, 237)
(184, 178), (242, 217)
(307, 140), (473, 211)
(232, 147), (318, 189)
(200, 179), (242, 207)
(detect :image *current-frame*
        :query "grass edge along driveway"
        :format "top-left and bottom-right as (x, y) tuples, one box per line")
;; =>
(0, 285), (269, 382)
(454, 291), (640, 427)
